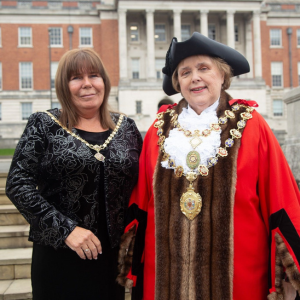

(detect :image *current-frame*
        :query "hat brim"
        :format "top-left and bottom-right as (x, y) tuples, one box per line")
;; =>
(162, 32), (250, 96)
(163, 74), (178, 96)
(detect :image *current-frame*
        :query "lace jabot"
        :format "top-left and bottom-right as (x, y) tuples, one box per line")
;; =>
(161, 100), (221, 173)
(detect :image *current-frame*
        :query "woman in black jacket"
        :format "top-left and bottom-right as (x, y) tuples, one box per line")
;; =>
(6, 48), (143, 300)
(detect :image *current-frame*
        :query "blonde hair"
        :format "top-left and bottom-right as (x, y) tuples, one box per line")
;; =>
(55, 48), (115, 130)
(171, 56), (233, 93)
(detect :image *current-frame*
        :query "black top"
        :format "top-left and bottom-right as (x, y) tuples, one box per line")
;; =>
(31, 129), (125, 300)
(6, 109), (143, 249)
(75, 128), (111, 247)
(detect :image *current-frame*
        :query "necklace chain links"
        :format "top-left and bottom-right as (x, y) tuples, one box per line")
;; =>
(154, 103), (254, 220)
(43, 111), (124, 162)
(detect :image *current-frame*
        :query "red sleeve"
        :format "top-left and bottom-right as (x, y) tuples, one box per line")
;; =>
(256, 113), (300, 294)
(120, 119), (160, 287)
(120, 103), (176, 288)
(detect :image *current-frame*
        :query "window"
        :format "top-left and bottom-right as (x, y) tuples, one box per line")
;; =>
(51, 62), (59, 89)
(20, 62), (33, 90)
(51, 102), (61, 109)
(131, 59), (139, 79)
(298, 62), (300, 86)
(0, 103), (2, 121)
(297, 29), (300, 47)
(80, 28), (92, 46)
(270, 29), (281, 46)
(181, 25), (191, 42)
(155, 58), (164, 79)
(21, 103), (32, 120)
(19, 27), (32, 46)
(155, 24), (166, 42)
(49, 27), (62, 46)
(271, 62), (283, 87)
(208, 24), (216, 40)
(136, 101), (142, 114)
(130, 24), (139, 42)
(0, 62), (2, 90)
(273, 99), (283, 117)
(234, 24), (239, 42)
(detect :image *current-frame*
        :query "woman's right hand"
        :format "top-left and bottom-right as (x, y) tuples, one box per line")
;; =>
(65, 226), (102, 260)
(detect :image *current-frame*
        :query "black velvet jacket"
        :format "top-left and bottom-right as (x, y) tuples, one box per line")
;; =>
(6, 109), (143, 249)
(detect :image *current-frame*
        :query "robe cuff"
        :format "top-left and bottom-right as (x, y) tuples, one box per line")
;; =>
(117, 223), (137, 287)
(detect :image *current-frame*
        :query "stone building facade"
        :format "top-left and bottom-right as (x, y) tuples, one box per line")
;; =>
(0, 0), (299, 144)
(282, 86), (300, 186)
(118, 0), (300, 140)
(0, 0), (119, 146)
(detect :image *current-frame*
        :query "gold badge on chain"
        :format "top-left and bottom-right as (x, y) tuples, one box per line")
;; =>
(180, 172), (202, 220)
(154, 103), (255, 221)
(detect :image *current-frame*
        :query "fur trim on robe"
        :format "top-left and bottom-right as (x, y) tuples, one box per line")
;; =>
(117, 91), (300, 300)
(153, 91), (241, 300)
(117, 224), (136, 288)
(267, 233), (300, 300)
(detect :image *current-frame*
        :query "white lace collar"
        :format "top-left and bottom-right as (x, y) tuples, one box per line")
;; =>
(187, 99), (219, 116)
(161, 99), (221, 173)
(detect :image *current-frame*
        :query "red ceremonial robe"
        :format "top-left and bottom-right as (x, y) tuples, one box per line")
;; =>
(118, 94), (300, 300)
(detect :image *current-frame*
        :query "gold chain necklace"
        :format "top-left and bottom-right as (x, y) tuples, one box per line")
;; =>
(44, 111), (124, 162)
(176, 120), (222, 169)
(154, 103), (254, 220)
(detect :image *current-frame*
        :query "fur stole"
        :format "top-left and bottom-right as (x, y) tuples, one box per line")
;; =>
(153, 91), (246, 300)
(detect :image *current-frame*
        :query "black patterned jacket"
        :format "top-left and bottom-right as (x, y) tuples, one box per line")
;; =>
(6, 109), (143, 249)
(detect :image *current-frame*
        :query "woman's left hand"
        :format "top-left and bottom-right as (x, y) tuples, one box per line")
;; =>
(65, 226), (102, 260)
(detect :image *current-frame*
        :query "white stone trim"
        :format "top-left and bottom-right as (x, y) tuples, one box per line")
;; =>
(118, 1), (261, 12)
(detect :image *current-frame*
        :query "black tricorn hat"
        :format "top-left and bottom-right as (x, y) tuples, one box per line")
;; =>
(162, 32), (250, 96)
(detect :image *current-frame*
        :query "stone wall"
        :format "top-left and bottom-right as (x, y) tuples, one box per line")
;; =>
(282, 87), (300, 188)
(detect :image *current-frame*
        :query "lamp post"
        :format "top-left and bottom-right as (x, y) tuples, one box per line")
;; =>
(67, 25), (74, 50)
(287, 28), (293, 88)
(48, 28), (53, 108)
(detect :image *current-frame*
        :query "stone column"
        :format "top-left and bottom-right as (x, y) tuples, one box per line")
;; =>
(118, 8), (128, 80)
(146, 9), (156, 80)
(200, 10), (209, 37)
(226, 10), (235, 48)
(173, 9), (182, 41)
(245, 16), (253, 78)
(283, 87), (300, 188)
(253, 10), (262, 78)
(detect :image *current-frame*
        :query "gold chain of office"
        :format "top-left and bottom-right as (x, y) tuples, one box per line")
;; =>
(153, 103), (255, 220)
(44, 111), (124, 162)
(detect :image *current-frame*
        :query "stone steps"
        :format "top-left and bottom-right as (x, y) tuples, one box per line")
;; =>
(0, 171), (33, 299)
(0, 226), (31, 249)
(0, 249), (32, 281)
(0, 175), (7, 190)
(0, 171), (131, 300)
(0, 206), (28, 226)
(0, 189), (11, 206)
(0, 279), (32, 300)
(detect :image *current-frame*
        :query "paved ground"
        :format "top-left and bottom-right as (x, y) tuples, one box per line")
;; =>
(0, 159), (12, 173)
(126, 292), (131, 300)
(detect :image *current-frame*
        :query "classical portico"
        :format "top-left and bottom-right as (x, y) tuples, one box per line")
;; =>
(118, 1), (263, 82)
(117, 0), (266, 133)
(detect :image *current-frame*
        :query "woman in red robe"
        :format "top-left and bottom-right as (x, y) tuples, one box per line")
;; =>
(118, 32), (300, 300)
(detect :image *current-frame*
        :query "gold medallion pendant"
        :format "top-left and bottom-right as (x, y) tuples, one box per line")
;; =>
(180, 184), (202, 220)
(180, 172), (202, 220)
(153, 102), (256, 221)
